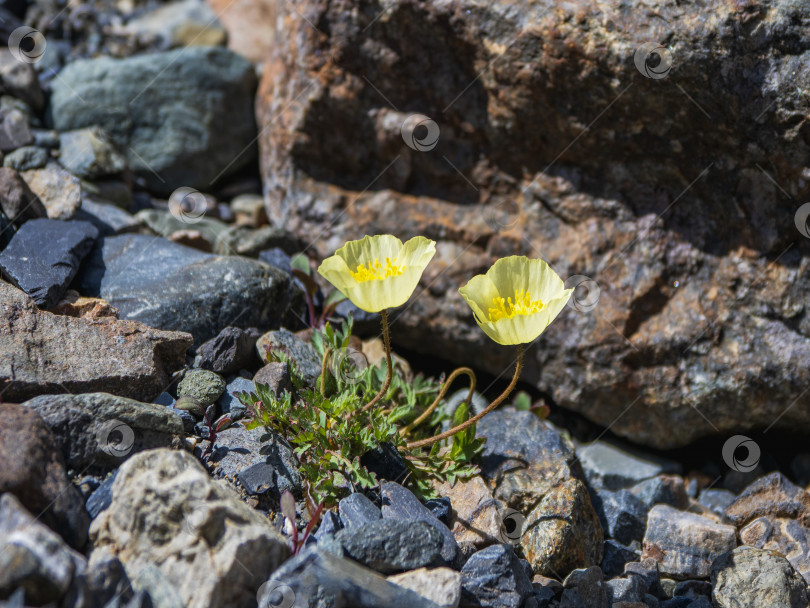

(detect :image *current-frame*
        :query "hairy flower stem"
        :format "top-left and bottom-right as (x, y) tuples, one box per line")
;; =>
(352, 309), (392, 417)
(319, 347), (332, 395)
(400, 367), (476, 436)
(406, 344), (524, 450)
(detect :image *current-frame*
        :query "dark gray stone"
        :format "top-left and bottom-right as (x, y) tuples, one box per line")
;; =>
(265, 546), (442, 608)
(381, 481), (459, 564)
(50, 46), (258, 195)
(259, 247), (292, 274)
(601, 540), (639, 579)
(76, 234), (303, 345)
(630, 476), (689, 511)
(21, 393), (185, 471)
(672, 580), (711, 599)
(216, 376), (254, 421)
(314, 510), (342, 541)
(63, 555), (134, 608)
(339, 492), (382, 529)
(236, 462), (276, 496)
(424, 497), (452, 527)
(606, 576), (643, 604)
(256, 328), (320, 385)
(85, 473), (116, 519)
(578, 441), (680, 492)
(625, 558), (667, 600)
(593, 489), (648, 545)
(207, 424), (301, 497)
(660, 599), (695, 608)
(197, 326), (260, 374)
(73, 198), (140, 237)
(360, 442), (409, 484)
(460, 544), (533, 608)
(331, 519), (443, 574)
(0, 218), (98, 309)
(560, 567), (608, 608)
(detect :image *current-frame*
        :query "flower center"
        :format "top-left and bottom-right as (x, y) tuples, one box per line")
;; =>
(350, 257), (405, 282)
(488, 289), (544, 321)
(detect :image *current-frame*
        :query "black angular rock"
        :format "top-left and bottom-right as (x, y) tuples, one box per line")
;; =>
(338, 492), (382, 529)
(424, 497), (452, 527)
(560, 567), (609, 608)
(314, 510), (342, 541)
(237, 462), (277, 496)
(360, 442), (409, 484)
(592, 489), (648, 545)
(601, 540), (639, 579)
(460, 544), (533, 608)
(331, 519), (444, 574)
(0, 218), (98, 309)
(625, 558), (667, 600)
(381, 481), (459, 564)
(196, 326), (261, 374)
(85, 473), (116, 519)
(77, 234), (303, 345)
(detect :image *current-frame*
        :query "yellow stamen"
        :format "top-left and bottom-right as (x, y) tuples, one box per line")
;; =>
(488, 289), (544, 321)
(350, 257), (405, 282)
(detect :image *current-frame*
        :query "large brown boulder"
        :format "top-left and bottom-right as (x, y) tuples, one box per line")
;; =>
(256, 0), (810, 448)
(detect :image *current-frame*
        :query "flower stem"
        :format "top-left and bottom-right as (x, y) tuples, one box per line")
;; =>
(400, 366), (476, 436)
(406, 344), (524, 450)
(353, 309), (392, 417)
(319, 347), (332, 395)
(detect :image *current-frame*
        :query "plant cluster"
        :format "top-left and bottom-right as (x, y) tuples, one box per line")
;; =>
(238, 234), (573, 507)
(237, 316), (483, 506)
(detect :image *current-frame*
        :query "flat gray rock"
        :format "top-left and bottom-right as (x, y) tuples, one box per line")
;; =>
(21, 393), (185, 471)
(0, 282), (191, 403)
(76, 234), (302, 345)
(0, 218), (98, 309)
(49, 46), (257, 194)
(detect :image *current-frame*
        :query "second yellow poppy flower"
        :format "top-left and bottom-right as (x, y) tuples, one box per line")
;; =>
(459, 256), (572, 345)
(317, 235), (436, 313)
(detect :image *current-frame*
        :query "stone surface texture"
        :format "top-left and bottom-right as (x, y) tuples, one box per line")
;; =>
(0, 282), (191, 402)
(89, 449), (289, 608)
(256, 0), (810, 449)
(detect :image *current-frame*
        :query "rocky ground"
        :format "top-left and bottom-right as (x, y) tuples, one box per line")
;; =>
(1, 0), (810, 607)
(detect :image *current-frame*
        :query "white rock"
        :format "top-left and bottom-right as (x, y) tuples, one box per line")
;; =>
(388, 567), (461, 608)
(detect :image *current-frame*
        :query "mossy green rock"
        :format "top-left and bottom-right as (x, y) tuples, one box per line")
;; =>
(177, 370), (226, 407)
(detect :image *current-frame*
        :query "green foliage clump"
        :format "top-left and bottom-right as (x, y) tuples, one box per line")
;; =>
(236, 317), (484, 507)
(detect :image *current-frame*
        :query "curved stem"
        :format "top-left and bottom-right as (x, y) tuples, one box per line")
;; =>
(352, 309), (392, 418)
(400, 367), (476, 436)
(406, 344), (524, 450)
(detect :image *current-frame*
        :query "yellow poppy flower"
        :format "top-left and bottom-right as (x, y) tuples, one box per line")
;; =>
(317, 235), (436, 313)
(459, 256), (572, 345)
